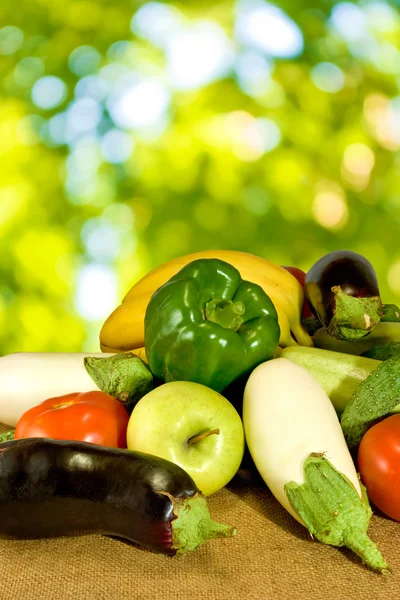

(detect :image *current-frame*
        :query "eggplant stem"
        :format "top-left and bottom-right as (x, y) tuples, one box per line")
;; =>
(327, 286), (382, 341)
(187, 428), (220, 445)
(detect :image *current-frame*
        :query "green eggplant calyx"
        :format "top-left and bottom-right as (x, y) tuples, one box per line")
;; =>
(84, 353), (154, 411)
(380, 304), (400, 323)
(170, 494), (236, 555)
(284, 454), (389, 573)
(327, 286), (382, 341)
(205, 298), (245, 332)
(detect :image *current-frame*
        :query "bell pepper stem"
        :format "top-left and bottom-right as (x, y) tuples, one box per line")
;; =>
(205, 299), (245, 331)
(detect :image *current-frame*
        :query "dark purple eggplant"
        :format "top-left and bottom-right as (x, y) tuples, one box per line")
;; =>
(0, 438), (235, 554)
(305, 250), (381, 341)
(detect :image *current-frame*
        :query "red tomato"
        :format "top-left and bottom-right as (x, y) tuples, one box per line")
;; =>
(15, 391), (129, 448)
(358, 414), (400, 521)
(281, 265), (313, 318)
(281, 265), (306, 287)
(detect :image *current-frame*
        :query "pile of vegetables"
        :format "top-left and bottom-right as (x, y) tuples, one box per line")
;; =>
(2, 249), (400, 573)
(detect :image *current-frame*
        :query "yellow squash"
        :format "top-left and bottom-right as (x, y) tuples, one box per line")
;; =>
(100, 250), (313, 352)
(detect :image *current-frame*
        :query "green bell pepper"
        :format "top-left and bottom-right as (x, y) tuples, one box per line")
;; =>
(144, 258), (280, 393)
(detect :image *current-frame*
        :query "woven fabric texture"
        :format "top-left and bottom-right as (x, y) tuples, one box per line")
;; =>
(0, 424), (398, 600)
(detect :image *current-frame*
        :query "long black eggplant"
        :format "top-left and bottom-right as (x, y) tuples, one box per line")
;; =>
(305, 250), (382, 341)
(0, 438), (235, 554)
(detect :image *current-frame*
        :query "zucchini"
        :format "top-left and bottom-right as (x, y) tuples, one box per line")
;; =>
(341, 357), (400, 450)
(280, 346), (380, 414)
(313, 322), (400, 355)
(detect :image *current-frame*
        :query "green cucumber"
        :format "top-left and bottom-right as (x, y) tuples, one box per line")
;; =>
(341, 357), (400, 450)
(362, 342), (400, 361)
(280, 347), (380, 414)
(313, 322), (400, 356)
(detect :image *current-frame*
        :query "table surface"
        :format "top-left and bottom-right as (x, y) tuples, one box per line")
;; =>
(0, 427), (398, 600)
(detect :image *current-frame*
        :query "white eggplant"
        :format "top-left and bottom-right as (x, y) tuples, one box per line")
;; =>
(0, 353), (112, 426)
(243, 358), (388, 572)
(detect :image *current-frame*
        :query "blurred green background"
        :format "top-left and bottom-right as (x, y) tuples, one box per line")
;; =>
(1, 0), (400, 354)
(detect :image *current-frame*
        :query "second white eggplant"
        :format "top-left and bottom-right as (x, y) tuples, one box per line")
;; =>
(0, 353), (111, 426)
(243, 358), (388, 572)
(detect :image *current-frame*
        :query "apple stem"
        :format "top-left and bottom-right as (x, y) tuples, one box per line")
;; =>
(187, 428), (220, 445)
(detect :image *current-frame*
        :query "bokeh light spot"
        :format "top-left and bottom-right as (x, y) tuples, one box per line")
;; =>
(69, 45), (101, 77)
(236, 1), (303, 58)
(166, 21), (234, 90)
(330, 3), (366, 41)
(32, 76), (67, 110)
(342, 143), (375, 190)
(13, 57), (45, 87)
(227, 112), (281, 161)
(75, 75), (109, 101)
(372, 43), (400, 76)
(81, 218), (121, 262)
(17, 115), (43, 146)
(75, 264), (118, 320)
(66, 97), (102, 134)
(0, 26), (24, 55)
(47, 113), (68, 145)
(235, 50), (272, 97)
(66, 142), (100, 182)
(108, 79), (170, 129)
(388, 260), (400, 295)
(101, 129), (134, 163)
(0, 185), (28, 228)
(107, 41), (136, 61)
(363, 93), (399, 150)
(364, 2), (399, 33)
(103, 203), (135, 229)
(311, 63), (345, 93)
(131, 2), (182, 48)
(312, 188), (348, 229)
(242, 187), (270, 215)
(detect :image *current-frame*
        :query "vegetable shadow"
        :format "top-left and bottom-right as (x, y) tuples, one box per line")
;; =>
(227, 451), (310, 543)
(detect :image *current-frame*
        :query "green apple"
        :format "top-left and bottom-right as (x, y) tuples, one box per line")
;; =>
(126, 380), (245, 496)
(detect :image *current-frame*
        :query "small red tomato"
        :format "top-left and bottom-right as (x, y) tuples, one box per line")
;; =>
(358, 414), (400, 521)
(281, 265), (313, 318)
(15, 391), (130, 449)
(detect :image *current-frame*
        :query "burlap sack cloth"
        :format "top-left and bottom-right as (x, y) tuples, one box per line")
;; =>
(0, 423), (398, 600)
